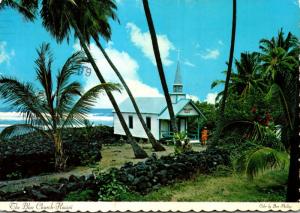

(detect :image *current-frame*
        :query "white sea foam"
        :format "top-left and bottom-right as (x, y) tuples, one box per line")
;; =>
(87, 114), (113, 121)
(0, 112), (25, 121)
(0, 111), (113, 128)
(0, 124), (10, 127)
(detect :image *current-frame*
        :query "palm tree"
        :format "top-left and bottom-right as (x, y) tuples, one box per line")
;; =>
(0, 0), (38, 21)
(0, 43), (119, 171)
(143, 0), (178, 138)
(142, 0), (178, 136)
(259, 30), (299, 201)
(40, 0), (148, 158)
(94, 39), (165, 151)
(212, 0), (237, 145)
(211, 52), (266, 101)
(77, 1), (165, 151)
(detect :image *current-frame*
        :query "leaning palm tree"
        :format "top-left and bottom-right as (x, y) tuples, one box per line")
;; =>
(142, 0), (178, 136)
(40, 0), (148, 158)
(0, 43), (119, 171)
(94, 40), (165, 151)
(212, 0), (237, 146)
(75, 1), (165, 151)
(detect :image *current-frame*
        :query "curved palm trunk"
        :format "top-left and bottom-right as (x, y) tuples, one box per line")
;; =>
(72, 23), (148, 159)
(142, 0), (178, 136)
(93, 38), (165, 151)
(286, 65), (300, 201)
(212, 0), (237, 146)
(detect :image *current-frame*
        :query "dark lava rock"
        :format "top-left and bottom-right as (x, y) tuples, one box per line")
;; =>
(31, 190), (48, 201)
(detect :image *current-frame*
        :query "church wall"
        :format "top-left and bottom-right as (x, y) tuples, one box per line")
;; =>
(113, 112), (160, 140)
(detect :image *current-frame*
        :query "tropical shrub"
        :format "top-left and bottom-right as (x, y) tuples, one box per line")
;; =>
(173, 132), (192, 154)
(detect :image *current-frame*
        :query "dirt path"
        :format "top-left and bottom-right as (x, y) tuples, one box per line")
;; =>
(0, 143), (206, 192)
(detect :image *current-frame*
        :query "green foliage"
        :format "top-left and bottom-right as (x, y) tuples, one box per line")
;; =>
(192, 101), (217, 130)
(97, 173), (132, 201)
(64, 189), (94, 201)
(234, 146), (289, 179)
(173, 132), (192, 154)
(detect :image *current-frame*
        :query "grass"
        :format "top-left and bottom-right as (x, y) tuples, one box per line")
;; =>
(0, 143), (205, 192)
(124, 169), (287, 202)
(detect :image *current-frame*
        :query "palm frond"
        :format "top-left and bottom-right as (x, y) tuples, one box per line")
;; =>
(235, 146), (289, 179)
(35, 43), (54, 106)
(0, 124), (49, 140)
(1, 0), (38, 21)
(55, 50), (87, 113)
(62, 83), (121, 127)
(211, 80), (225, 89)
(56, 50), (87, 96)
(56, 81), (82, 120)
(0, 77), (51, 128)
(265, 83), (292, 129)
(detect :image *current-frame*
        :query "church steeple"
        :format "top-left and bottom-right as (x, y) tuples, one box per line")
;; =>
(173, 61), (183, 93)
(170, 58), (186, 104)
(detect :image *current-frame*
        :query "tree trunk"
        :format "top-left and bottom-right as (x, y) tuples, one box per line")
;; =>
(72, 22), (148, 159)
(142, 0), (178, 136)
(94, 38), (165, 151)
(53, 133), (67, 171)
(212, 0), (237, 146)
(286, 64), (300, 201)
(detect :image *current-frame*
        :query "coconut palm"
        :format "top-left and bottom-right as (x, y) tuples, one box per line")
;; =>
(39, 0), (148, 158)
(0, 43), (119, 171)
(76, 1), (165, 151)
(142, 0), (178, 136)
(212, 0), (237, 145)
(0, 0), (38, 21)
(259, 30), (299, 201)
(211, 52), (266, 101)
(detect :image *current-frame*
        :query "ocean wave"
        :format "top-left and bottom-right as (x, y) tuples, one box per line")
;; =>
(0, 112), (25, 121)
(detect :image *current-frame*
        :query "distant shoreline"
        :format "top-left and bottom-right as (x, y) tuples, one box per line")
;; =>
(0, 108), (114, 132)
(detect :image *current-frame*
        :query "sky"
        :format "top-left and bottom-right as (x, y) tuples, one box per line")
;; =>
(0, 0), (299, 109)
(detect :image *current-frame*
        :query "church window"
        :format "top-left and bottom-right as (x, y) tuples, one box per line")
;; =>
(129, 115), (133, 128)
(146, 117), (151, 130)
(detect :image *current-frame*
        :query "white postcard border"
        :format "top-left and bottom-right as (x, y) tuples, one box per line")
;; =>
(0, 202), (299, 212)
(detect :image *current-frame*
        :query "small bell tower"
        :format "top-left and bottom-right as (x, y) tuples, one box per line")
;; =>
(170, 60), (186, 103)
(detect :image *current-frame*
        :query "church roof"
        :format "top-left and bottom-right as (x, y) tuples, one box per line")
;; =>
(116, 97), (204, 119)
(174, 62), (182, 85)
(117, 97), (167, 114)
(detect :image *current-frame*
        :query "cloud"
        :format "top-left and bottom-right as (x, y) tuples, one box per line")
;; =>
(126, 22), (175, 66)
(194, 42), (200, 49)
(186, 94), (199, 102)
(199, 49), (220, 60)
(73, 42), (163, 108)
(0, 42), (15, 65)
(183, 59), (196, 68)
(204, 93), (218, 104)
(218, 40), (224, 46)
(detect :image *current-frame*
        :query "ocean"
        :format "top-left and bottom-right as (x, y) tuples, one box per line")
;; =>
(0, 107), (113, 132)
